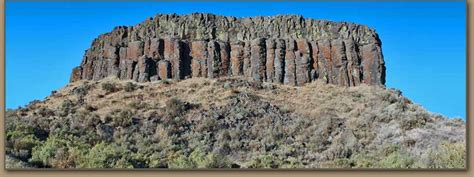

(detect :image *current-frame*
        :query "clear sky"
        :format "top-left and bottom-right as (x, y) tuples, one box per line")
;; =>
(6, 1), (466, 119)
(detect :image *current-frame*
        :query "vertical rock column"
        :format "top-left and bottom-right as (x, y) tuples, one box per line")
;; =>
(127, 41), (145, 82)
(243, 41), (252, 78)
(103, 45), (120, 78)
(80, 52), (93, 80)
(310, 41), (319, 81)
(207, 41), (221, 78)
(274, 39), (286, 83)
(330, 39), (350, 86)
(250, 38), (267, 82)
(146, 38), (164, 60)
(171, 40), (191, 80)
(70, 66), (82, 82)
(218, 41), (231, 77)
(158, 60), (171, 80)
(360, 42), (385, 85)
(284, 39), (297, 85)
(343, 39), (362, 86)
(126, 41), (144, 60)
(163, 38), (192, 80)
(295, 39), (311, 86)
(191, 40), (208, 78)
(230, 41), (245, 76)
(137, 56), (157, 82)
(265, 39), (276, 82)
(316, 39), (332, 84)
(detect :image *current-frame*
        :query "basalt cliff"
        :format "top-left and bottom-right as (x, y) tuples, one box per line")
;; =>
(70, 13), (385, 87)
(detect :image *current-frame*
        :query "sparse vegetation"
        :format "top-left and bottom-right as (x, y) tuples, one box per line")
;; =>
(101, 82), (118, 93)
(124, 82), (137, 92)
(5, 77), (466, 169)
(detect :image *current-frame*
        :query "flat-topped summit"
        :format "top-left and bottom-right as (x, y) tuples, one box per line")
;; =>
(70, 13), (386, 86)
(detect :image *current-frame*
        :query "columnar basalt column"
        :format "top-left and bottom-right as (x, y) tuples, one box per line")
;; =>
(274, 39), (286, 84)
(266, 39), (276, 82)
(230, 41), (245, 76)
(191, 40), (208, 78)
(284, 39), (297, 86)
(250, 38), (267, 82)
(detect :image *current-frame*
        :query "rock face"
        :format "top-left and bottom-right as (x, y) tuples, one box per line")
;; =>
(70, 13), (386, 86)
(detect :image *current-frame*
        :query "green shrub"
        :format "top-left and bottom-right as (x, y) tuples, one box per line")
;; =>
(350, 154), (377, 168)
(165, 98), (188, 117)
(147, 152), (168, 168)
(106, 109), (133, 127)
(101, 82), (117, 93)
(246, 154), (282, 168)
(379, 152), (414, 168)
(128, 100), (148, 110)
(168, 148), (231, 168)
(429, 142), (466, 168)
(30, 135), (89, 168)
(124, 82), (137, 92)
(190, 148), (231, 168)
(7, 133), (40, 161)
(280, 157), (303, 168)
(329, 158), (353, 168)
(5, 117), (41, 161)
(79, 142), (132, 168)
(59, 100), (74, 116)
(72, 85), (90, 96)
(168, 153), (194, 168)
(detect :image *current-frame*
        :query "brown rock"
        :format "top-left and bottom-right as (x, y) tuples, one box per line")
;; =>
(164, 37), (175, 60)
(126, 41), (144, 60)
(92, 59), (108, 81)
(295, 39), (311, 86)
(230, 41), (245, 76)
(218, 41), (231, 77)
(265, 39), (276, 82)
(70, 66), (82, 82)
(310, 40), (319, 81)
(250, 38), (266, 82)
(147, 38), (164, 59)
(360, 42), (385, 85)
(119, 47), (127, 61)
(137, 56), (157, 82)
(103, 46), (118, 59)
(284, 39), (297, 86)
(191, 40), (208, 78)
(316, 40), (332, 84)
(207, 41), (221, 78)
(158, 60), (171, 80)
(125, 60), (137, 80)
(243, 41), (252, 78)
(170, 40), (191, 80)
(274, 39), (286, 83)
(132, 63), (139, 81)
(343, 39), (362, 86)
(330, 39), (349, 86)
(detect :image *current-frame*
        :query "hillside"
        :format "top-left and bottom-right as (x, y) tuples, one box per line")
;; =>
(5, 77), (465, 169)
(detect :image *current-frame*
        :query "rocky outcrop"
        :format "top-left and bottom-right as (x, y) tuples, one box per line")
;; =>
(70, 13), (385, 86)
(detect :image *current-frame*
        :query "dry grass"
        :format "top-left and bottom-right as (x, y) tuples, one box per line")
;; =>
(36, 77), (390, 121)
(7, 76), (465, 169)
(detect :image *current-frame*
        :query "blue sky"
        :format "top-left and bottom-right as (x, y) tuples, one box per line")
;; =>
(6, 1), (466, 119)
